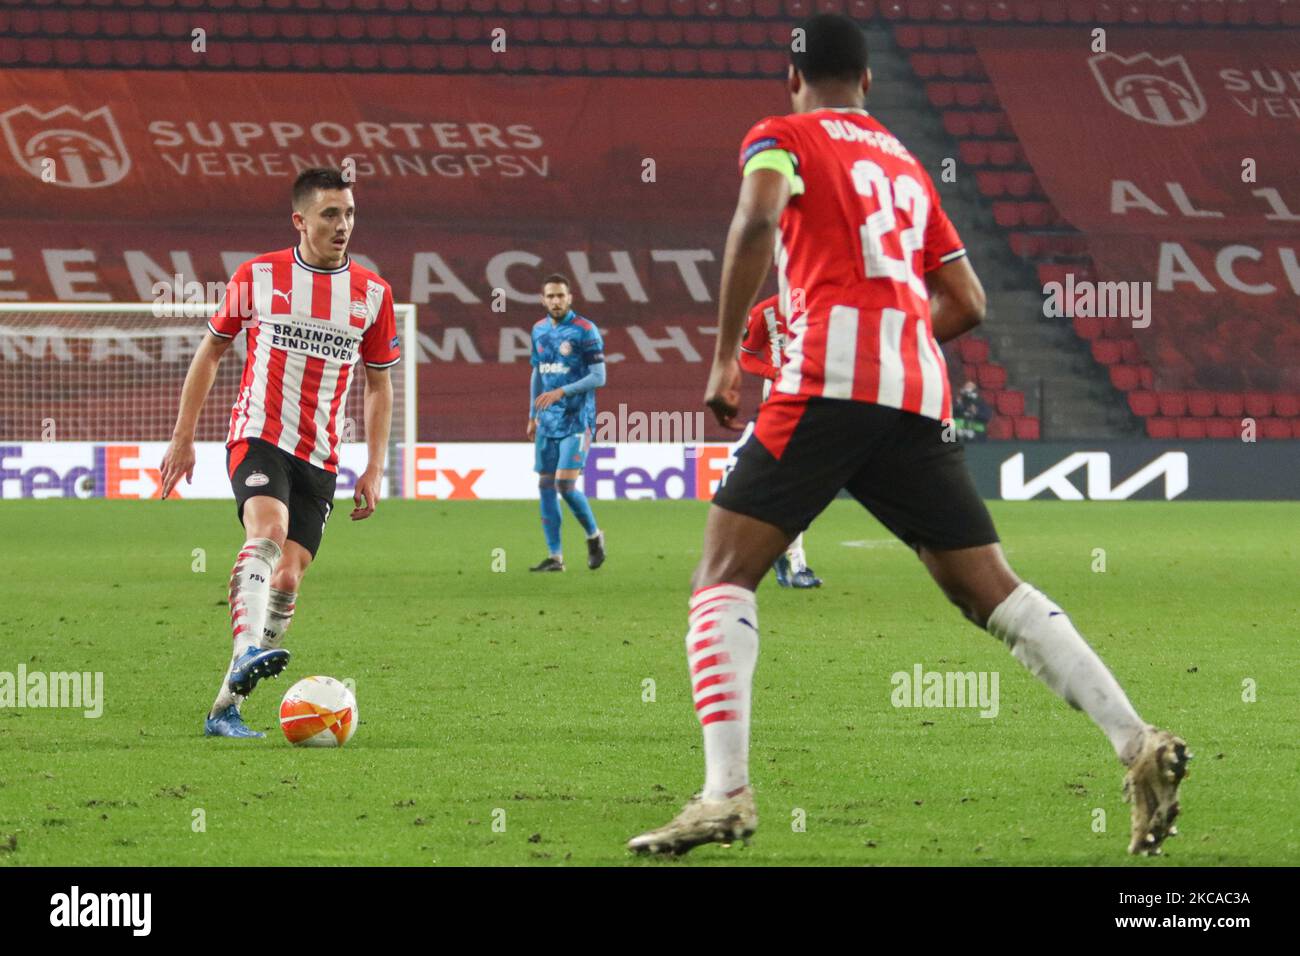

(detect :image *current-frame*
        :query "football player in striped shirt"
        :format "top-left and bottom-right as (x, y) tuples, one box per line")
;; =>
(628, 15), (1188, 857)
(159, 167), (400, 739)
(527, 274), (607, 572)
(739, 294), (822, 588)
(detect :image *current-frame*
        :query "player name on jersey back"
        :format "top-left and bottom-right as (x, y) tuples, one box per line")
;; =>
(738, 109), (966, 423)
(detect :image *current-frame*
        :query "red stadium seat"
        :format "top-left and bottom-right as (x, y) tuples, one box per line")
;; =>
(1157, 392), (1187, 417)
(671, 49), (700, 73)
(53, 38), (83, 66)
(1007, 233), (1041, 258)
(727, 50), (756, 74)
(1272, 393), (1300, 417)
(1128, 391), (1158, 418)
(992, 202), (1021, 228)
(379, 44), (409, 69)
(700, 49), (729, 74)
(958, 337), (989, 364)
(525, 46), (555, 70)
(614, 48), (643, 72)
(1004, 171), (1034, 196)
(987, 415), (1013, 440)
(738, 21), (766, 45)
(1013, 416), (1040, 439)
(290, 43), (321, 68)
(955, 82), (986, 108)
(711, 21), (740, 45)
(1119, 340), (1142, 364)
(642, 48), (670, 73)
(957, 141), (988, 166)
(583, 47), (613, 73)
(976, 364), (1007, 390)
(895, 26), (923, 49)
(365, 15), (395, 39)
(1261, 418), (1292, 440)
(321, 44), (349, 69)
(976, 171), (1005, 197)
(1186, 392), (1216, 417)
(1145, 417), (1177, 439)
(1213, 392), (1244, 418)
(943, 112), (974, 137)
(352, 44), (382, 69)
(1108, 365), (1139, 392)
(756, 50), (786, 74)
(987, 142), (1016, 166)
(655, 21), (682, 44)
(928, 83), (956, 108)
(970, 112), (1001, 137)
(1176, 418), (1206, 440)
(1072, 316), (1102, 341)
(1205, 418), (1237, 440)
(513, 17), (541, 41)
(683, 21), (712, 44)
(938, 53), (967, 78)
(911, 54), (939, 78)
(1091, 340), (1121, 365)
(921, 26), (950, 49)
(1243, 392), (1272, 418)
(997, 391), (1025, 416)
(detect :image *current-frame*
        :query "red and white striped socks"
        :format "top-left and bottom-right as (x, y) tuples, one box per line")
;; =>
(687, 584), (759, 801)
(210, 538), (281, 717)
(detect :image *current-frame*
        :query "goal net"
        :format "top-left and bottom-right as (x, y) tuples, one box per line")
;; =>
(0, 303), (418, 498)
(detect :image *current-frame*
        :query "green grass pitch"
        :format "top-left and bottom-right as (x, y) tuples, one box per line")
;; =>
(1, 499), (1296, 866)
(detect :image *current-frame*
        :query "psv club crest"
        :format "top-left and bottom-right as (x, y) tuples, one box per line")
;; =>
(1088, 52), (1206, 127)
(0, 104), (131, 188)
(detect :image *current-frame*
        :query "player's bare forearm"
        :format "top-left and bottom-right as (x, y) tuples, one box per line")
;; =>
(362, 367), (393, 476)
(716, 220), (776, 360)
(927, 257), (987, 343)
(714, 170), (790, 361)
(352, 366), (392, 521)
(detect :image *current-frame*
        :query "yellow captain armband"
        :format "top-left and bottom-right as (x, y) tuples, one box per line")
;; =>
(742, 148), (805, 196)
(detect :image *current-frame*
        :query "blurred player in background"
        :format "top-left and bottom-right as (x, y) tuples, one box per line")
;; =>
(159, 167), (399, 738)
(527, 274), (607, 572)
(738, 293), (822, 588)
(628, 14), (1188, 858)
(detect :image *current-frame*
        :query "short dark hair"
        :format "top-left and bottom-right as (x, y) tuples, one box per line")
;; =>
(791, 13), (869, 84)
(292, 167), (349, 210)
(542, 273), (571, 291)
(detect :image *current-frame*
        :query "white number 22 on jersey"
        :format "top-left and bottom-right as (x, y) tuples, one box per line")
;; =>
(850, 159), (929, 300)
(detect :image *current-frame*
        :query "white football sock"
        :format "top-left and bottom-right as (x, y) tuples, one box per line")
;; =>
(262, 588), (297, 650)
(987, 582), (1146, 762)
(687, 584), (759, 800)
(785, 533), (807, 573)
(209, 538), (281, 717)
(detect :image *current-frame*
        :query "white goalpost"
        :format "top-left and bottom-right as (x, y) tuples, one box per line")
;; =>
(0, 303), (418, 499)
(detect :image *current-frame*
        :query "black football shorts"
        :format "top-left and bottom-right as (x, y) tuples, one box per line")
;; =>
(713, 393), (999, 552)
(227, 437), (337, 558)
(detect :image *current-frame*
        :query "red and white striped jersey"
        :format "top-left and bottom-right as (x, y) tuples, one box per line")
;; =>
(738, 108), (966, 422)
(739, 294), (787, 400)
(208, 247), (400, 473)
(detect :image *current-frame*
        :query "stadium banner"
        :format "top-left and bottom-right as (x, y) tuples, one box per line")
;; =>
(0, 71), (789, 441)
(4, 441), (1296, 501)
(962, 441), (1300, 501)
(0, 441), (738, 501)
(971, 29), (1300, 390)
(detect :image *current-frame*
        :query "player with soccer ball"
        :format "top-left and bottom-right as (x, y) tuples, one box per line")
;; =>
(159, 167), (400, 739)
